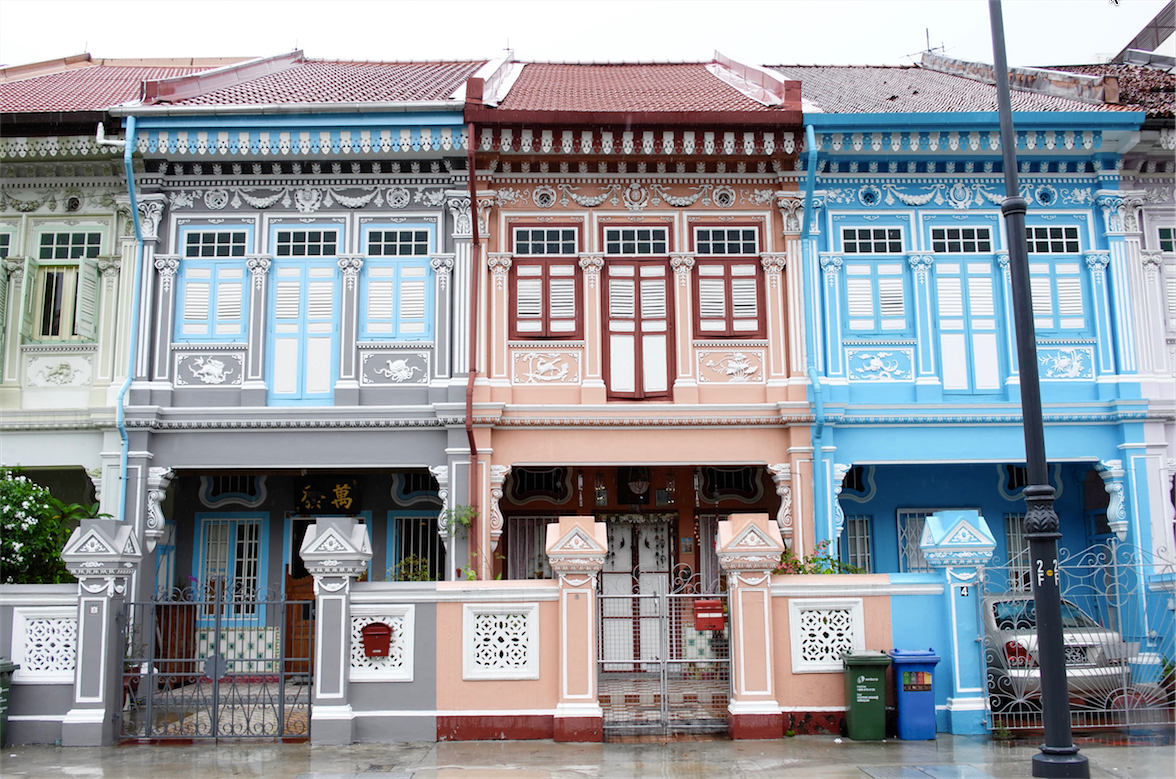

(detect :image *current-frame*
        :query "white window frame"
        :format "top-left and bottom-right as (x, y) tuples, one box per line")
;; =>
(26, 229), (104, 342)
(604, 226), (669, 255)
(841, 515), (872, 573)
(462, 601), (540, 680)
(175, 229), (250, 343)
(362, 225), (435, 341)
(931, 226), (994, 254)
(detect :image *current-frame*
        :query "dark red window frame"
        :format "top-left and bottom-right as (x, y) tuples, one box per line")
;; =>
(690, 224), (765, 339)
(509, 224), (583, 340)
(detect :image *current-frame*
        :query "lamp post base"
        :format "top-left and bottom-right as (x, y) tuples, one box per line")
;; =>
(1032, 747), (1090, 778)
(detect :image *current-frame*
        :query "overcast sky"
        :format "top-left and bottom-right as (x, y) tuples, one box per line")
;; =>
(1, 0), (1172, 70)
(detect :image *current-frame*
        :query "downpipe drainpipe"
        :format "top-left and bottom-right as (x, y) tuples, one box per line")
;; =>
(98, 117), (143, 528)
(465, 121), (482, 575)
(801, 123), (828, 550)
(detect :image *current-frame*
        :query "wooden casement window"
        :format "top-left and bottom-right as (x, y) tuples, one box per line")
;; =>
(363, 228), (434, 341)
(603, 226), (673, 400)
(24, 231), (103, 341)
(177, 230), (248, 342)
(693, 226), (763, 337)
(510, 227), (580, 339)
(841, 226), (908, 335)
(1024, 225), (1087, 334)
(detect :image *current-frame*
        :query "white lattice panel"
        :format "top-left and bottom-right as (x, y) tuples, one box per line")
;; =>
(11, 607), (77, 683)
(788, 598), (865, 673)
(349, 605), (414, 682)
(462, 602), (539, 680)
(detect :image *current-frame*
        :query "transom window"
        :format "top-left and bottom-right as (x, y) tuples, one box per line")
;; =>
(605, 227), (668, 255)
(1026, 226), (1080, 254)
(40, 232), (101, 260)
(0, 233), (11, 258)
(932, 227), (992, 253)
(842, 228), (903, 254)
(696, 227), (757, 255)
(515, 228), (577, 255)
(368, 229), (429, 256)
(275, 230), (337, 257)
(1158, 226), (1174, 253)
(185, 231), (247, 258)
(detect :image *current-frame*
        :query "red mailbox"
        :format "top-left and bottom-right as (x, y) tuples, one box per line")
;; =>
(361, 622), (393, 657)
(693, 599), (725, 631)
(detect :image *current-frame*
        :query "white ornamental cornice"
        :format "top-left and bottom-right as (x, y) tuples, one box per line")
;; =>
(1, 136), (122, 162)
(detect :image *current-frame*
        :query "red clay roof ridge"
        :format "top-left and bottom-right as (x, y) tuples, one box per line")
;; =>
(0, 53), (92, 83)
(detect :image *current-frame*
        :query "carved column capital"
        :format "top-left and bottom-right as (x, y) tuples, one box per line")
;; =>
(431, 253), (455, 289)
(818, 252), (843, 285)
(429, 465), (451, 539)
(446, 194), (472, 238)
(246, 255), (272, 290)
(337, 254), (364, 290)
(776, 195), (804, 235)
(907, 253), (934, 283)
(767, 464), (793, 537)
(578, 254), (604, 288)
(1095, 460), (1127, 541)
(670, 253), (695, 288)
(1140, 250), (1163, 275)
(154, 255), (180, 293)
(1084, 250), (1110, 276)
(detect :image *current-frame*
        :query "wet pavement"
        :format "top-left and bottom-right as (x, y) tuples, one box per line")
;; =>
(1, 731), (1173, 779)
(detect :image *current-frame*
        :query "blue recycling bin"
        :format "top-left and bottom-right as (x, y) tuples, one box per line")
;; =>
(889, 648), (939, 740)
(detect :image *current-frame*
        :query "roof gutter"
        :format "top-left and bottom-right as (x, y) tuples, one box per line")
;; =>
(96, 117), (143, 534)
(109, 100), (462, 117)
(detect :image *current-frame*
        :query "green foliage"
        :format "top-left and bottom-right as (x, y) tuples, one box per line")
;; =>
(440, 505), (478, 538)
(772, 539), (863, 575)
(0, 468), (76, 584)
(390, 554), (434, 582)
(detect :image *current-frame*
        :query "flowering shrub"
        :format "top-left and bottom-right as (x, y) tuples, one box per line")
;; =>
(772, 539), (862, 575)
(0, 468), (74, 584)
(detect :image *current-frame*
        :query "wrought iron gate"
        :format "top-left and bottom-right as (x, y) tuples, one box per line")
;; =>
(598, 568), (730, 736)
(120, 577), (314, 739)
(980, 541), (1175, 731)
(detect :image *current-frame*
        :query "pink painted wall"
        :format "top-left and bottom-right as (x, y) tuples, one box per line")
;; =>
(770, 576), (894, 709)
(434, 581), (561, 712)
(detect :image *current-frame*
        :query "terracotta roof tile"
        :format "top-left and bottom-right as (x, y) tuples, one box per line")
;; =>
(770, 65), (1125, 115)
(496, 63), (778, 113)
(1048, 63), (1175, 118)
(167, 60), (485, 105)
(0, 64), (213, 113)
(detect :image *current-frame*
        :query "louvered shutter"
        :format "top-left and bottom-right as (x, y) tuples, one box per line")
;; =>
(215, 266), (244, 338)
(697, 263), (726, 332)
(398, 263), (428, 336)
(730, 264), (758, 333)
(1166, 271), (1176, 330)
(181, 267), (212, 337)
(877, 276), (905, 330)
(1055, 271), (1084, 329)
(1029, 267), (1053, 328)
(366, 267), (395, 333)
(548, 263), (576, 333)
(846, 277), (874, 331)
(72, 257), (100, 339)
(515, 265), (544, 333)
(19, 257), (39, 338)
(937, 277), (963, 318)
(608, 269), (637, 394)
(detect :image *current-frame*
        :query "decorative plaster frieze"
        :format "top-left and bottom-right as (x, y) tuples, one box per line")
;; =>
(512, 350), (580, 384)
(698, 350), (764, 383)
(174, 352), (244, 386)
(361, 351), (430, 385)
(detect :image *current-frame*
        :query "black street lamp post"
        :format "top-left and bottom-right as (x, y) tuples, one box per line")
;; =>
(987, 2), (1089, 777)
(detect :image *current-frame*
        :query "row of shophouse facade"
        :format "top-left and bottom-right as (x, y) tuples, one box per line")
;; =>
(0, 43), (1174, 746)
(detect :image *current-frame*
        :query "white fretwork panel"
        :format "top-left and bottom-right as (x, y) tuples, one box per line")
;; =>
(462, 602), (540, 680)
(788, 598), (865, 674)
(349, 604), (414, 682)
(11, 607), (77, 683)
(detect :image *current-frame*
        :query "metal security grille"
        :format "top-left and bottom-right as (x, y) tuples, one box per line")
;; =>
(980, 540), (1175, 732)
(598, 573), (730, 737)
(120, 577), (313, 740)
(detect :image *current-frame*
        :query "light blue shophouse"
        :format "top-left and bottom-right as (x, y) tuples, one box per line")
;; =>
(773, 53), (1172, 735)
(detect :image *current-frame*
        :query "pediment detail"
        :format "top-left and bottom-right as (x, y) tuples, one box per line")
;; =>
(550, 526), (606, 555)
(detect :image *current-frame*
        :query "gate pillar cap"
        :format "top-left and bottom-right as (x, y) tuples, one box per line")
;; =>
(920, 510), (995, 569)
(61, 519), (142, 579)
(545, 516), (607, 574)
(716, 513), (784, 572)
(300, 516), (372, 577)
